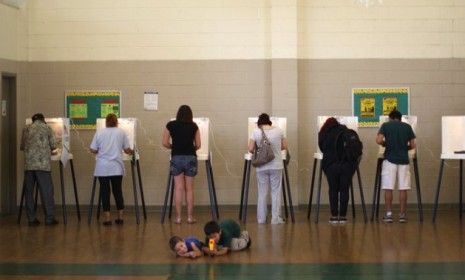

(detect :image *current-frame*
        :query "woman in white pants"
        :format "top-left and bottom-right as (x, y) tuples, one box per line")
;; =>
(248, 113), (288, 224)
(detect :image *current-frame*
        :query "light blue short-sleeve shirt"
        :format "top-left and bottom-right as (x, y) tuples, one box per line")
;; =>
(90, 127), (131, 177)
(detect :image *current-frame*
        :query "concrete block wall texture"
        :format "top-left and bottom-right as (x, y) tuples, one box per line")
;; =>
(1, 0), (465, 208)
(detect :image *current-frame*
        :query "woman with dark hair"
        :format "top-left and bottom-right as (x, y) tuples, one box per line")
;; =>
(318, 117), (356, 224)
(163, 105), (201, 224)
(248, 113), (288, 224)
(90, 113), (133, 226)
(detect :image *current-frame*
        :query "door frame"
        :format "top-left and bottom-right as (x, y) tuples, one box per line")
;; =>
(1, 72), (18, 214)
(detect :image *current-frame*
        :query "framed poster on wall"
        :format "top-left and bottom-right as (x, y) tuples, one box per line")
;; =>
(65, 90), (121, 129)
(352, 87), (409, 127)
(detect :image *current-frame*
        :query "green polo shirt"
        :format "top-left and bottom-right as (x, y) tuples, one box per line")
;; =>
(378, 120), (415, 165)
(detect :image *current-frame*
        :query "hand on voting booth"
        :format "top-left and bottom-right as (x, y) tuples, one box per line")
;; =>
(96, 118), (137, 160)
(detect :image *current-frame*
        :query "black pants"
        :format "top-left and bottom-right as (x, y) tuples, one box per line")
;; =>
(98, 176), (124, 212)
(323, 162), (356, 217)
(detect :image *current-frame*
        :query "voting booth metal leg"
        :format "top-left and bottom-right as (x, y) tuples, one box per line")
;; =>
(17, 174), (28, 224)
(307, 158), (318, 219)
(69, 159), (81, 221)
(460, 160), (464, 220)
(371, 159), (382, 222)
(412, 158), (423, 222)
(130, 160), (141, 225)
(59, 162), (68, 225)
(282, 176), (288, 219)
(161, 170), (173, 224)
(283, 162), (295, 223)
(239, 159), (248, 220)
(205, 159), (218, 221)
(315, 163), (323, 223)
(240, 160), (252, 223)
(432, 159), (445, 223)
(350, 182), (356, 219)
(135, 160), (147, 220)
(207, 160), (220, 219)
(87, 177), (98, 224)
(356, 167), (368, 223)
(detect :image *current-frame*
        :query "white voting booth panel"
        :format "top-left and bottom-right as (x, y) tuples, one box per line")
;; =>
(96, 118), (136, 161)
(315, 116), (359, 159)
(26, 118), (71, 161)
(194, 118), (209, 161)
(441, 116), (465, 159)
(247, 117), (287, 160)
(378, 115), (417, 159)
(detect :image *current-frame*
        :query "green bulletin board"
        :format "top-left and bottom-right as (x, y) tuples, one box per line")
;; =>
(65, 90), (121, 129)
(353, 87), (409, 127)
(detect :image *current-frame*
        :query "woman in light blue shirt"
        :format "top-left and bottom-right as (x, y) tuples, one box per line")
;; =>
(90, 114), (133, 226)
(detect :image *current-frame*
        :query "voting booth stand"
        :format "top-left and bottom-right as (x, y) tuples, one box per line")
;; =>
(432, 116), (465, 223)
(371, 116), (423, 223)
(160, 118), (219, 223)
(307, 116), (367, 224)
(18, 118), (81, 225)
(87, 118), (147, 225)
(238, 117), (295, 224)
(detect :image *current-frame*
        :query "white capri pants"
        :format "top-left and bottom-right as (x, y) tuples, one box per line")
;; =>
(256, 169), (283, 224)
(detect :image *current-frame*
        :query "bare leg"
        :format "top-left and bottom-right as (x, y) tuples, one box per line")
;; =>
(384, 190), (393, 213)
(173, 174), (185, 222)
(103, 211), (111, 223)
(399, 190), (407, 214)
(185, 175), (195, 221)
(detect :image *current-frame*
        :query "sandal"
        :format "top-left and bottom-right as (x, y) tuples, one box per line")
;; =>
(174, 217), (182, 224)
(187, 217), (197, 224)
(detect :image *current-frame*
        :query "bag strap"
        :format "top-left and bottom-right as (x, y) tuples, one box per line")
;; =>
(259, 127), (270, 144)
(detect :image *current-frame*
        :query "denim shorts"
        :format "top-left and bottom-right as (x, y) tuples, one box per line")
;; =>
(170, 155), (198, 177)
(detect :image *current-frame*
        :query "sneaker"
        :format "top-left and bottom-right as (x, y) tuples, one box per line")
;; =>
(45, 219), (59, 226)
(271, 217), (286, 224)
(382, 212), (393, 223)
(399, 213), (407, 223)
(338, 217), (347, 224)
(329, 216), (339, 225)
(28, 219), (40, 227)
(240, 230), (250, 242)
(246, 237), (252, 249)
(115, 219), (124, 225)
(102, 221), (112, 226)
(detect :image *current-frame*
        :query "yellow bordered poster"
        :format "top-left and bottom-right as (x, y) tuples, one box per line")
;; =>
(353, 87), (409, 127)
(65, 90), (121, 129)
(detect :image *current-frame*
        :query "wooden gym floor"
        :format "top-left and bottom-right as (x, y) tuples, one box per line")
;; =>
(0, 208), (465, 279)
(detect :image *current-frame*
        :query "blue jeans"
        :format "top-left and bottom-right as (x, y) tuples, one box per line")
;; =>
(170, 155), (198, 177)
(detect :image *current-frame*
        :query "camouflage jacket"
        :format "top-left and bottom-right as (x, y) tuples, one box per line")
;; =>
(20, 121), (57, 171)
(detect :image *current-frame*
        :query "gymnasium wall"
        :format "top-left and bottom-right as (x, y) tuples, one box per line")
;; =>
(2, 0), (465, 208)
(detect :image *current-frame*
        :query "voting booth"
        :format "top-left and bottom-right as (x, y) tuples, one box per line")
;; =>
(87, 118), (147, 225)
(238, 117), (294, 223)
(18, 118), (81, 225)
(370, 115), (423, 223)
(307, 116), (367, 223)
(160, 118), (219, 223)
(432, 116), (465, 222)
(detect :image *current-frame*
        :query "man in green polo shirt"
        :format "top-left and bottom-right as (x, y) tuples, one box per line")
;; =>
(376, 110), (416, 223)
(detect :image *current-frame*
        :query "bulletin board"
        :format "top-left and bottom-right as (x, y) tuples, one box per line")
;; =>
(65, 90), (121, 129)
(352, 87), (409, 127)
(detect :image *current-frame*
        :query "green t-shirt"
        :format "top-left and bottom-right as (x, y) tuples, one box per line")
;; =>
(218, 219), (241, 248)
(378, 120), (415, 164)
